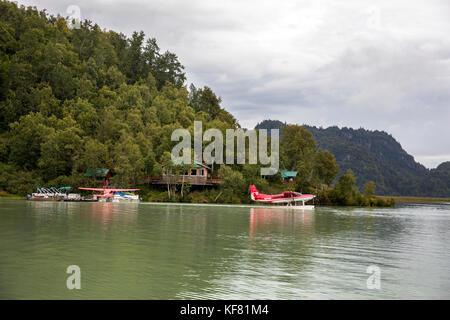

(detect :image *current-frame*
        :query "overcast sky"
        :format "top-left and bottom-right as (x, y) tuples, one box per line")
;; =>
(17, 0), (450, 168)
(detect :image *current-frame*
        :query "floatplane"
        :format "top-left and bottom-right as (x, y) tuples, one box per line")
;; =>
(78, 187), (141, 202)
(250, 185), (315, 210)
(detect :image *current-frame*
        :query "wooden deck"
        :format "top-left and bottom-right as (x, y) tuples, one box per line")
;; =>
(151, 175), (222, 186)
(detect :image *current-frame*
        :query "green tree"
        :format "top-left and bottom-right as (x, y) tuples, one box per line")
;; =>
(332, 169), (357, 204)
(280, 125), (316, 191)
(8, 112), (52, 169)
(38, 125), (83, 179)
(363, 181), (376, 197)
(314, 149), (339, 186)
(154, 51), (185, 89)
(124, 31), (145, 83)
(113, 131), (145, 185)
(189, 85), (222, 119)
(160, 151), (175, 199)
(218, 165), (246, 203)
(75, 138), (109, 172)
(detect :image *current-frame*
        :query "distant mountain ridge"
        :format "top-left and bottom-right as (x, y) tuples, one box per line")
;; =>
(255, 120), (449, 197)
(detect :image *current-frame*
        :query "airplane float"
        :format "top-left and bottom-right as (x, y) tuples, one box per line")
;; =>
(249, 185), (315, 210)
(78, 187), (141, 202)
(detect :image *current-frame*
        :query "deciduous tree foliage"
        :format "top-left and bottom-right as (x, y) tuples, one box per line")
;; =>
(0, 1), (391, 207)
(0, 1), (236, 194)
(280, 125), (316, 191)
(363, 181), (375, 197)
(314, 149), (339, 186)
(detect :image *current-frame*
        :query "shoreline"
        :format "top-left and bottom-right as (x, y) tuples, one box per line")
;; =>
(2, 190), (448, 205)
(377, 195), (450, 203)
(0, 192), (25, 199)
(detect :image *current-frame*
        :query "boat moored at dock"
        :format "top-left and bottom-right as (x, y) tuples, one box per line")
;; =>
(27, 187), (82, 201)
(79, 187), (141, 202)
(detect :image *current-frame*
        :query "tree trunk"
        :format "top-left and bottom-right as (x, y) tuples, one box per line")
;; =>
(166, 169), (171, 199)
(214, 191), (222, 202)
(181, 174), (185, 198)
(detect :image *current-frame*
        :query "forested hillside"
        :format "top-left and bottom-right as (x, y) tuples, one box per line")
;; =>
(0, 0), (239, 194)
(0, 1), (394, 206)
(255, 120), (449, 196)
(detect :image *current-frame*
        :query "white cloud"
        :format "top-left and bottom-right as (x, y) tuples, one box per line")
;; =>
(16, 0), (450, 168)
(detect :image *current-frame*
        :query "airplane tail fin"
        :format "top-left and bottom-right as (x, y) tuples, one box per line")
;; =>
(249, 185), (259, 201)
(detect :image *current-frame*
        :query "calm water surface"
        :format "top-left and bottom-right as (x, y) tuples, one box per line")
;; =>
(0, 200), (449, 299)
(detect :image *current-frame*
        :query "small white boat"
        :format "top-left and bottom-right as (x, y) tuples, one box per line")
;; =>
(111, 192), (140, 202)
(79, 187), (141, 203)
(27, 187), (81, 201)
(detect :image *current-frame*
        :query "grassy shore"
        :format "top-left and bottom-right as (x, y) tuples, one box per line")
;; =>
(2, 189), (448, 205)
(0, 191), (26, 199)
(378, 195), (450, 203)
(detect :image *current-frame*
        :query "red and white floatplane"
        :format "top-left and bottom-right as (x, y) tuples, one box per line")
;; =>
(250, 185), (315, 210)
(78, 187), (141, 202)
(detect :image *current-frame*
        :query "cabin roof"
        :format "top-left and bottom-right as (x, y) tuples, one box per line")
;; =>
(194, 162), (211, 170)
(171, 160), (211, 170)
(85, 168), (109, 177)
(281, 170), (297, 179)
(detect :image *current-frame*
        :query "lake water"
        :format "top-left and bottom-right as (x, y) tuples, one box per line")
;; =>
(0, 200), (449, 299)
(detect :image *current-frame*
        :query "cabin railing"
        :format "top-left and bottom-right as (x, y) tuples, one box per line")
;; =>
(151, 175), (221, 186)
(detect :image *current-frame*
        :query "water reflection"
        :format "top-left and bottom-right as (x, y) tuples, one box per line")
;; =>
(26, 200), (139, 227)
(2, 201), (449, 299)
(249, 207), (313, 236)
(87, 202), (139, 226)
(180, 208), (317, 299)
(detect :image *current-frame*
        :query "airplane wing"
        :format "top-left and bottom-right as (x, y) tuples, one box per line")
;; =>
(79, 188), (140, 191)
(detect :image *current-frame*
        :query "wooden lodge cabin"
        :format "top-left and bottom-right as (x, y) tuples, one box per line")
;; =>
(85, 168), (110, 179)
(85, 167), (116, 185)
(151, 161), (222, 186)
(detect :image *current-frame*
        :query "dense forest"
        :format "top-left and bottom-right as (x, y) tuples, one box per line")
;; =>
(0, 1), (392, 206)
(0, 1), (238, 193)
(256, 120), (450, 197)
